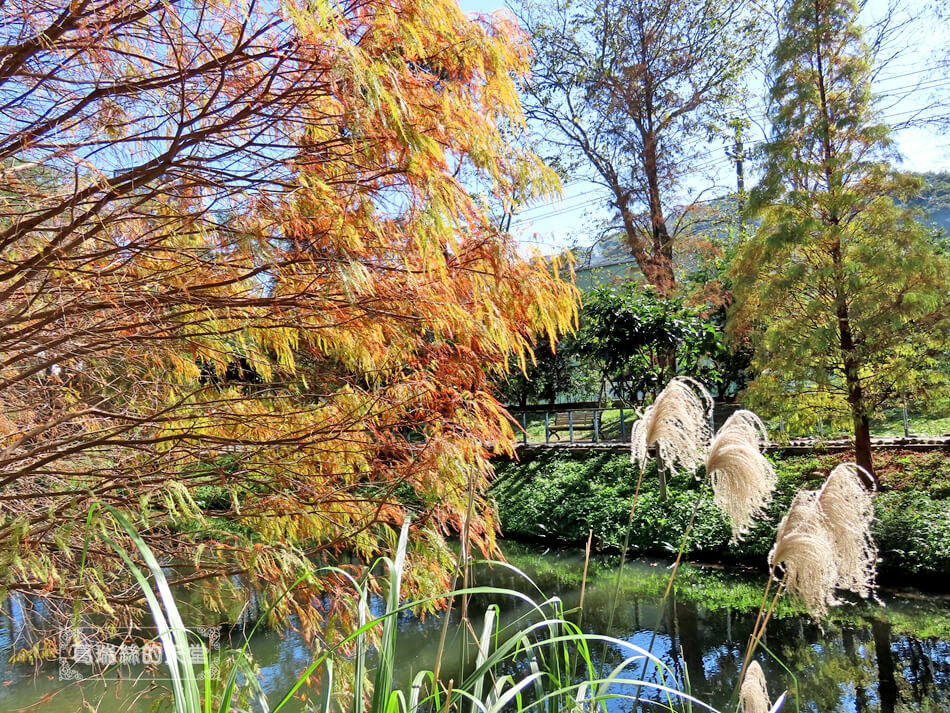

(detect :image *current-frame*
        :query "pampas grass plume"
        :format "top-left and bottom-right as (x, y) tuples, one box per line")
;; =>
(769, 490), (839, 618)
(818, 463), (877, 598)
(739, 660), (771, 713)
(770, 462), (879, 617)
(630, 377), (712, 473)
(706, 410), (776, 541)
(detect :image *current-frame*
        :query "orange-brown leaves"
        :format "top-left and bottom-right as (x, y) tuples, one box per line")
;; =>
(0, 0), (577, 641)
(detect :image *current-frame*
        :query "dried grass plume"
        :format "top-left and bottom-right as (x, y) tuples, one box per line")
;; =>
(706, 410), (776, 541)
(770, 462), (879, 618)
(818, 463), (877, 599)
(630, 377), (712, 473)
(739, 661), (771, 713)
(769, 490), (839, 618)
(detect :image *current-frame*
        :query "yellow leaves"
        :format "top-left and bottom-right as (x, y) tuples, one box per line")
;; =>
(0, 0), (583, 645)
(8, 636), (58, 664)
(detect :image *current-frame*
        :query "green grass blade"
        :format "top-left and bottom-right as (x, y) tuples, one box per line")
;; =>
(370, 519), (410, 713)
(353, 573), (369, 713)
(103, 507), (202, 712)
(470, 606), (498, 713)
(317, 657), (334, 713)
(99, 529), (188, 712)
(408, 670), (434, 713)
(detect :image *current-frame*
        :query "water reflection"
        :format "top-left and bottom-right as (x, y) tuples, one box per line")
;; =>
(472, 544), (950, 713)
(0, 542), (948, 712)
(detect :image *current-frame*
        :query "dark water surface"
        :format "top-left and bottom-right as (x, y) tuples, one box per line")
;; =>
(1, 542), (948, 712)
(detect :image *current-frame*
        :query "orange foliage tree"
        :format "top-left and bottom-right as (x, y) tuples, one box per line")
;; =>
(0, 0), (577, 633)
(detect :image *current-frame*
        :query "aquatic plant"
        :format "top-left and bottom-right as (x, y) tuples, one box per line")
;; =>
(706, 409), (777, 541)
(104, 507), (723, 713)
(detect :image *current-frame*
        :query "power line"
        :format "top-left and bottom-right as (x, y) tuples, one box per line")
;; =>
(513, 79), (950, 226)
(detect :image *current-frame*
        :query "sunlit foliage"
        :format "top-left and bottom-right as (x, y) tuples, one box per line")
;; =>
(730, 0), (950, 480)
(0, 0), (577, 636)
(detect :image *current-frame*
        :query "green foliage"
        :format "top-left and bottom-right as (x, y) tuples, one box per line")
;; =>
(498, 283), (739, 406)
(731, 0), (950, 445)
(578, 284), (725, 402)
(110, 509), (715, 713)
(873, 493), (950, 576)
(497, 334), (597, 407)
(494, 452), (950, 578)
(494, 453), (733, 553)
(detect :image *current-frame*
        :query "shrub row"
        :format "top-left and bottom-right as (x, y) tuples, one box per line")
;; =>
(491, 451), (950, 580)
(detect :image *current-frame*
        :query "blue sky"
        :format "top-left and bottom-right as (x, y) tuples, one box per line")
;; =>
(458, 0), (950, 255)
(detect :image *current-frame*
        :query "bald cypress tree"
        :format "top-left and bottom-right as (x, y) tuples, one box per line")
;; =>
(731, 0), (950, 483)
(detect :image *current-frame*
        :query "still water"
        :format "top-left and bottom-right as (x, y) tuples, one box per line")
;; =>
(1, 542), (948, 712)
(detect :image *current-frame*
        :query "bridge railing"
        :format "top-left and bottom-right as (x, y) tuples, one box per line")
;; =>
(507, 401), (950, 446)
(508, 403), (743, 445)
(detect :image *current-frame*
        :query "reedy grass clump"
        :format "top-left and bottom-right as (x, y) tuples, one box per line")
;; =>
(624, 377), (876, 711)
(102, 507), (725, 713)
(623, 381), (792, 711)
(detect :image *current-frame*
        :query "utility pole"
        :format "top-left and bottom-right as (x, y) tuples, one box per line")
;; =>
(734, 130), (745, 198)
(726, 118), (751, 237)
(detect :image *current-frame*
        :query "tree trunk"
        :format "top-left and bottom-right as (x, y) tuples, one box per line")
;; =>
(841, 329), (876, 486)
(852, 409), (875, 486)
(643, 131), (675, 297)
(814, 14), (876, 487)
(832, 244), (876, 487)
(616, 194), (675, 295)
(611, 123), (676, 298)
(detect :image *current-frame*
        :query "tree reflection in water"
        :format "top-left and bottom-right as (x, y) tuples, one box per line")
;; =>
(467, 543), (950, 713)
(0, 542), (948, 713)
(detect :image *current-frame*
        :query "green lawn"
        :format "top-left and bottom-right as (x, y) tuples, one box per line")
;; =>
(871, 410), (950, 437)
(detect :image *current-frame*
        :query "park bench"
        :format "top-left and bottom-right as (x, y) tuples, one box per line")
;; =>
(549, 410), (597, 440)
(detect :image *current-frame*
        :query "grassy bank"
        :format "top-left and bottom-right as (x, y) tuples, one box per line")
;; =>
(491, 449), (950, 582)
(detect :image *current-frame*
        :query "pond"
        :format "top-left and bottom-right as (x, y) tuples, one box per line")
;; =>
(1, 542), (948, 712)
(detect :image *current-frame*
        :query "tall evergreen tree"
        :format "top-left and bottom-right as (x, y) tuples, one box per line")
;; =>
(731, 0), (950, 483)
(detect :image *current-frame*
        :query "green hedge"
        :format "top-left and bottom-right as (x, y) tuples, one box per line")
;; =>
(491, 452), (950, 579)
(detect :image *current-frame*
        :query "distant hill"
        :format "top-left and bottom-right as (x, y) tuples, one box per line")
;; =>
(909, 172), (950, 238)
(572, 171), (950, 290)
